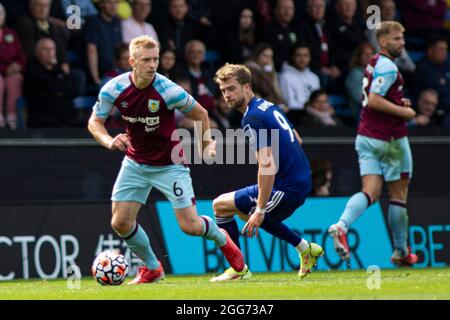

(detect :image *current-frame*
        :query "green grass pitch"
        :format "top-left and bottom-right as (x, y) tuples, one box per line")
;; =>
(1, 267), (449, 300)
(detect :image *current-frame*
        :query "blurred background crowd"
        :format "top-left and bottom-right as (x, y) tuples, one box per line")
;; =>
(0, 0), (450, 131)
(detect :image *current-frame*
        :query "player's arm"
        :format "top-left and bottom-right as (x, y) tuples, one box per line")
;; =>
(242, 146), (276, 238)
(256, 146), (276, 209)
(88, 112), (131, 152)
(368, 60), (416, 120)
(368, 93), (416, 120)
(184, 102), (215, 157)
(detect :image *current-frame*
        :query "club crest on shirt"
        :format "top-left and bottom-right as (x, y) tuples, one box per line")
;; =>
(148, 99), (160, 113)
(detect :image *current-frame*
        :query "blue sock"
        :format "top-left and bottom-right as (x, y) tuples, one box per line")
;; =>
(338, 192), (371, 232)
(121, 224), (160, 270)
(261, 219), (302, 247)
(200, 215), (226, 247)
(216, 216), (241, 249)
(388, 200), (409, 254)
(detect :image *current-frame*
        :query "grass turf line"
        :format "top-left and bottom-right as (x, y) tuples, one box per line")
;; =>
(1, 267), (449, 300)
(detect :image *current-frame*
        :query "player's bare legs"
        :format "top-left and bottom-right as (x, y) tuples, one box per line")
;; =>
(112, 201), (164, 284)
(329, 175), (383, 260)
(361, 174), (383, 203)
(387, 178), (418, 266)
(111, 201), (141, 235)
(174, 205), (246, 273)
(213, 192), (246, 249)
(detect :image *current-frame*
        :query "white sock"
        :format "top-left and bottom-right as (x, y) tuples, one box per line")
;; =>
(337, 220), (349, 233)
(295, 239), (310, 254)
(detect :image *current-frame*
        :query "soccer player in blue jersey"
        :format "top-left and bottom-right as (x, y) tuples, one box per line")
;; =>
(328, 21), (418, 266)
(211, 63), (324, 281)
(88, 36), (246, 284)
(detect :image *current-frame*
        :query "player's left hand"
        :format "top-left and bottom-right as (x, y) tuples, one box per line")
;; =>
(242, 211), (265, 238)
(204, 139), (216, 159)
(401, 98), (412, 108)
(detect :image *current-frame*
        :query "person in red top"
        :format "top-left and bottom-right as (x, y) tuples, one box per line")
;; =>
(328, 21), (419, 267)
(0, 3), (26, 129)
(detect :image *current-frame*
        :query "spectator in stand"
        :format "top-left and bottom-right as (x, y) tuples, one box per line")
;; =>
(51, 0), (98, 24)
(0, 3), (26, 129)
(310, 158), (333, 196)
(122, 0), (159, 44)
(15, 0), (85, 96)
(100, 44), (130, 129)
(279, 42), (321, 125)
(415, 35), (450, 127)
(85, 0), (123, 87)
(157, 47), (178, 80)
(25, 38), (78, 127)
(0, 0), (28, 26)
(49, 0), (98, 61)
(187, 0), (216, 49)
(245, 42), (286, 109)
(300, 89), (343, 127)
(366, 0), (415, 75)
(101, 43), (130, 86)
(409, 89), (440, 128)
(210, 93), (232, 130)
(15, 0), (69, 67)
(345, 42), (375, 116)
(255, 0), (273, 26)
(328, 0), (367, 77)
(208, 0), (251, 57)
(223, 6), (256, 64)
(260, 0), (301, 71)
(400, 0), (446, 38)
(182, 39), (216, 113)
(301, 0), (341, 92)
(145, 0), (169, 28)
(159, 0), (194, 62)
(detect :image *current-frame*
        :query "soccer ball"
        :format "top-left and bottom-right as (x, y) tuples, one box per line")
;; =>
(92, 251), (129, 286)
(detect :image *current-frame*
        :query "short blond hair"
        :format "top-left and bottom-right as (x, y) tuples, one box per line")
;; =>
(129, 35), (159, 59)
(214, 63), (252, 86)
(376, 21), (405, 40)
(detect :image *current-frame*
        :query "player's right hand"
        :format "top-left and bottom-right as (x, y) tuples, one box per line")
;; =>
(402, 107), (416, 120)
(108, 133), (131, 152)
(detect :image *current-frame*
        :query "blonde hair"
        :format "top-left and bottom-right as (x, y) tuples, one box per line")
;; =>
(376, 21), (405, 40)
(129, 35), (159, 59)
(214, 63), (252, 86)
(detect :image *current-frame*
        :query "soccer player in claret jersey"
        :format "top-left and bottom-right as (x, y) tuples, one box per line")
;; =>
(211, 63), (324, 282)
(88, 36), (246, 284)
(328, 21), (418, 266)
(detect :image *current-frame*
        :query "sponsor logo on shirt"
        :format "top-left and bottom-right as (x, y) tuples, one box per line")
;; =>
(122, 115), (160, 126)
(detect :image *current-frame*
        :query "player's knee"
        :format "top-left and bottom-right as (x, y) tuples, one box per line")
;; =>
(362, 189), (380, 204)
(111, 216), (133, 236)
(213, 196), (228, 216)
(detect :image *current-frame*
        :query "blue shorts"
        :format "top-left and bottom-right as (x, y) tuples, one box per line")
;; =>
(355, 135), (413, 182)
(234, 182), (311, 222)
(112, 156), (196, 209)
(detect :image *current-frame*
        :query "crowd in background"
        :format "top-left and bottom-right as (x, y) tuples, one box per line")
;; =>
(1, 0), (450, 130)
